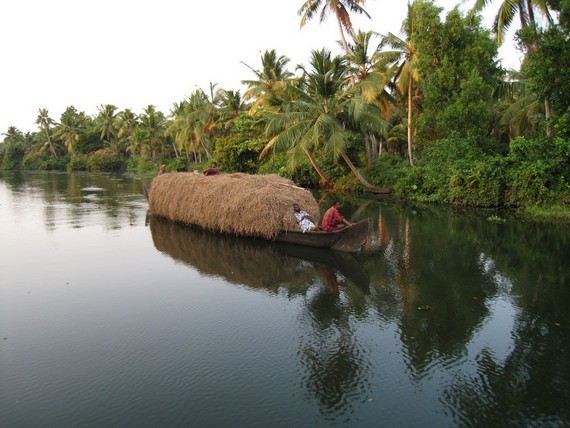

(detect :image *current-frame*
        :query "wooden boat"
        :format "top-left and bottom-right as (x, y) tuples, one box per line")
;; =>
(146, 173), (370, 252)
(275, 218), (370, 252)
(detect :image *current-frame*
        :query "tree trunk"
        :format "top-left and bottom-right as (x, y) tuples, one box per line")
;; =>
(371, 134), (379, 159)
(364, 134), (372, 167)
(44, 128), (57, 158)
(335, 13), (355, 86)
(339, 150), (391, 194)
(171, 142), (179, 158)
(545, 96), (552, 137)
(303, 147), (333, 187)
(407, 78), (414, 166)
(200, 139), (212, 159)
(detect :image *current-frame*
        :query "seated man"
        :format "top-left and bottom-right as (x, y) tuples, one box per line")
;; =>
(293, 204), (319, 233)
(203, 162), (220, 176)
(321, 200), (352, 232)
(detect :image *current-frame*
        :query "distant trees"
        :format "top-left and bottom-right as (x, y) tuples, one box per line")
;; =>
(0, 0), (567, 211)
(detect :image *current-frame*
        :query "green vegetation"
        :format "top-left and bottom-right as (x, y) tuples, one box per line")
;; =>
(1, 0), (568, 218)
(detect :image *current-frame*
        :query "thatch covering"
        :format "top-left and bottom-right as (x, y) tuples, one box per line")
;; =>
(149, 172), (320, 239)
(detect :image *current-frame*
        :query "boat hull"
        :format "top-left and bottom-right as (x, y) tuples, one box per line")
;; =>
(275, 218), (370, 252)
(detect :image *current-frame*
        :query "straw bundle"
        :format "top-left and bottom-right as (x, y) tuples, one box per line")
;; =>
(149, 172), (320, 239)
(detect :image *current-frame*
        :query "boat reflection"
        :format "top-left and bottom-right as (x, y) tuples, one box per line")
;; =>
(149, 215), (369, 293)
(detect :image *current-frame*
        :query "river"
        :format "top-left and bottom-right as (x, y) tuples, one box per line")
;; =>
(1, 171), (568, 427)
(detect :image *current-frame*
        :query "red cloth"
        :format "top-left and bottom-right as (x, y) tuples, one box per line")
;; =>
(322, 206), (345, 232)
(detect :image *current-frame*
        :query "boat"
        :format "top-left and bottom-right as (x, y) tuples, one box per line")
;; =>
(146, 172), (371, 252)
(275, 218), (371, 252)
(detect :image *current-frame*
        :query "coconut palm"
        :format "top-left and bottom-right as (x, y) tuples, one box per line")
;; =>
(471, 0), (555, 45)
(242, 50), (294, 112)
(219, 89), (246, 121)
(51, 107), (87, 155)
(131, 105), (167, 161)
(115, 109), (139, 155)
(167, 89), (219, 163)
(263, 48), (387, 192)
(35, 108), (58, 158)
(491, 69), (543, 139)
(346, 30), (394, 163)
(95, 104), (118, 147)
(298, 0), (371, 58)
(2, 126), (24, 143)
(471, 0), (556, 135)
(377, 2), (422, 166)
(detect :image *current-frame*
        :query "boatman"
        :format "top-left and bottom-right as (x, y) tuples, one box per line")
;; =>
(293, 204), (319, 233)
(321, 200), (352, 232)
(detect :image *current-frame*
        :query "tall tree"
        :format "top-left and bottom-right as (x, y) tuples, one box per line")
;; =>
(52, 106), (89, 155)
(471, 0), (557, 135)
(132, 105), (167, 161)
(471, 0), (555, 45)
(491, 69), (542, 140)
(95, 104), (119, 147)
(411, 3), (498, 144)
(219, 89), (246, 121)
(377, 2), (423, 166)
(242, 50), (294, 112)
(263, 48), (387, 192)
(1, 127), (28, 169)
(298, 0), (371, 58)
(167, 88), (219, 162)
(35, 108), (58, 158)
(346, 30), (393, 162)
(115, 109), (139, 154)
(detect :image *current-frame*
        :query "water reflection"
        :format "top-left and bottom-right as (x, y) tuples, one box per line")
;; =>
(0, 171), (148, 230)
(357, 203), (570, 425)
(1, 172), (568, 426)
(149, 214), (369, 294)
(149, 214), (373, 417)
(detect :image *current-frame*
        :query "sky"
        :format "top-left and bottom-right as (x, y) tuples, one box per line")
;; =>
(0, 0), (523, 135)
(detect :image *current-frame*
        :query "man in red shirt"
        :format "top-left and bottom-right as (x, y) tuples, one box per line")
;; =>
(321, 200), (352, 232)
(203, 162), (220, 176)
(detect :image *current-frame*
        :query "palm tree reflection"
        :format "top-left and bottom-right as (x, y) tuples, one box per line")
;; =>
(149, 215), (371, 418)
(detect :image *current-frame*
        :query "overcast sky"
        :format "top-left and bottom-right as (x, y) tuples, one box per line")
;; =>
(0, 0), (522, 135)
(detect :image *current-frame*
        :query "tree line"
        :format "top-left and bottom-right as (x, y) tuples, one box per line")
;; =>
(1, 0), (568, 216)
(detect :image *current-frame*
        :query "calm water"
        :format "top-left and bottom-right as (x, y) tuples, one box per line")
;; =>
(1, 171), (569, 427)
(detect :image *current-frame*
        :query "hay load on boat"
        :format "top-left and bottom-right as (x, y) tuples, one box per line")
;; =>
(149, 172), (320, 239)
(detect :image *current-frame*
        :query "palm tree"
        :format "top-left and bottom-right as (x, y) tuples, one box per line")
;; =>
(491, 69), (543, 139)
(35, 108), (58, 158)
(263, 48), (387, 192)
(298, 0), (371, 59)
(470, 0), (556, 135)
(219, 89), (246, 121)
(115, 109), (139, 154)
(52, 107), (84, 155)
(167, 88), (219, 163)
(132, 105), (167, 161)
(242, 50), (294, 112)
(377, 2), (422, 166)
(346, 30), (394, 163)
(471, 0), (555, 45)
(95, 104), (118, 147)
(53, 125), (79, 155)
(2, 126), (24, 143)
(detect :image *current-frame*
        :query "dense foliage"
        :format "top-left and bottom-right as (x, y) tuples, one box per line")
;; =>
(1, 0), (568, 217)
